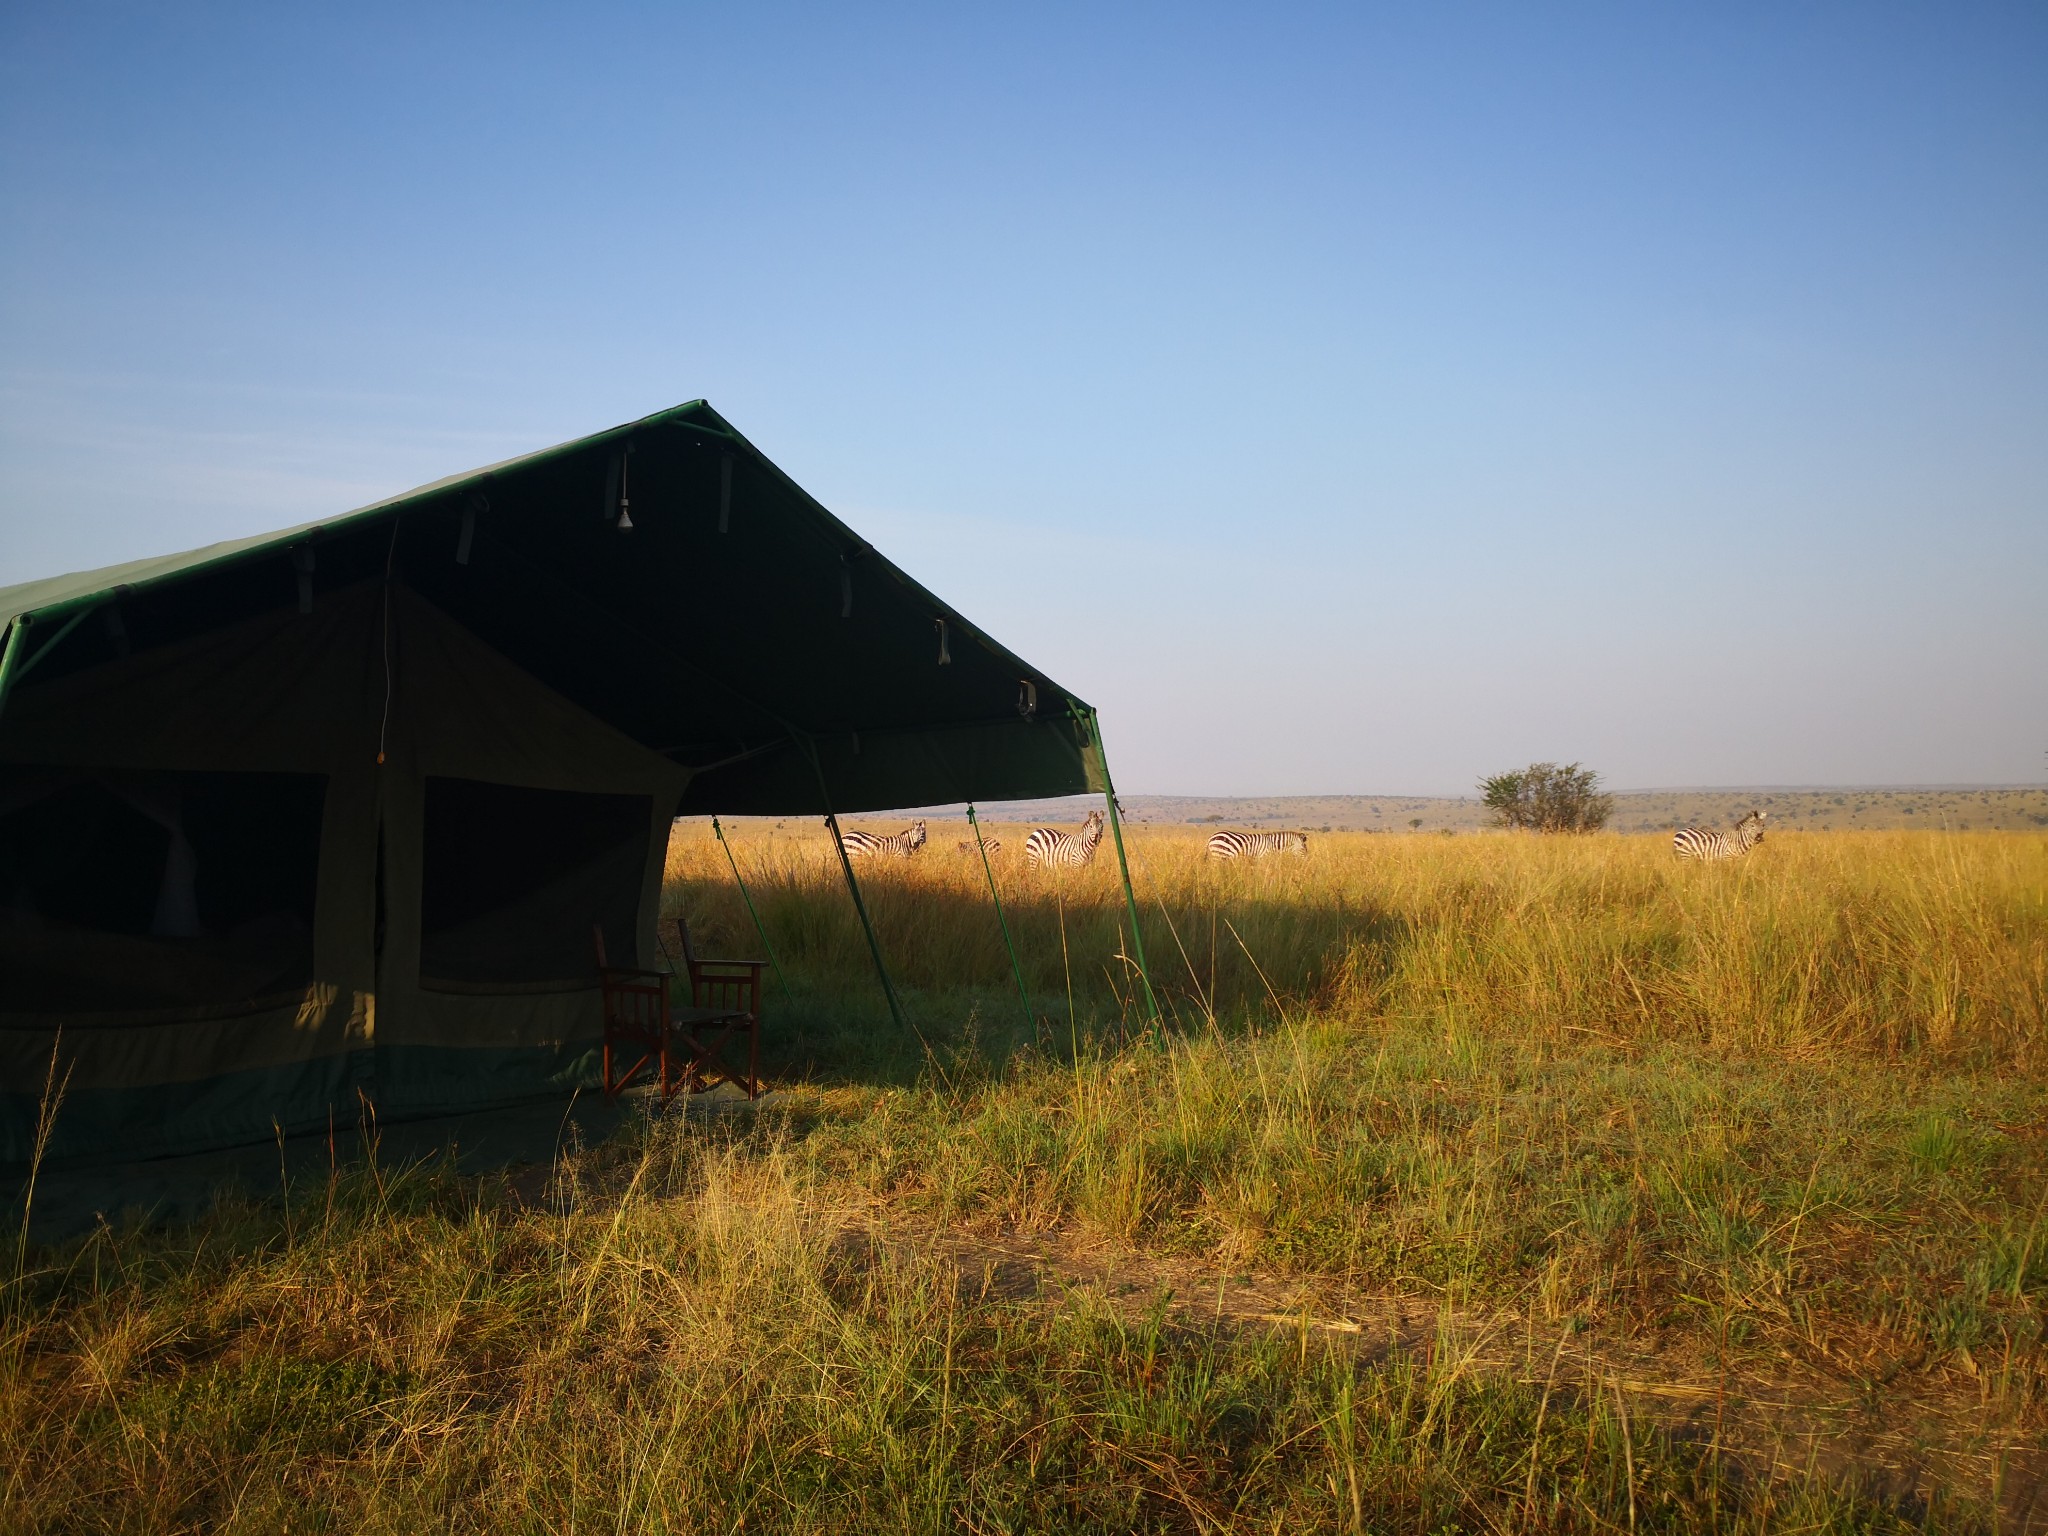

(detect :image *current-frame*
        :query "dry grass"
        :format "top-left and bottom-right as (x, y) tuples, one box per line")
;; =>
(3, 824), (2043, 1530)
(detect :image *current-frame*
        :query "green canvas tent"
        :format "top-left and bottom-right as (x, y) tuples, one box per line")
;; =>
(0, 401), (1104, 1163)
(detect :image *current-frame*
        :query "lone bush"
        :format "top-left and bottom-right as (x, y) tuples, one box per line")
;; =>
(1479, 761), (1613, 833)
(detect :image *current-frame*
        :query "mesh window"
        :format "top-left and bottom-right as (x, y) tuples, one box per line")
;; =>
(0, 768), (325, 1013)
(419, 778), (651, 987)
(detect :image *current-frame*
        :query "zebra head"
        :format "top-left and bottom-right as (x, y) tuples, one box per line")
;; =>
(908, 819), (928, 850)
(1736, 810), (1765, 849)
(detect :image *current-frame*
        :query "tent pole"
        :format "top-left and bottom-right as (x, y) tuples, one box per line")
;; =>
(823, 810), (908, 1034)
(0, 613), (29, 725)
(712, 816), (793, 1001)
(969, 803), (1032, 1029)
(1082, 706), (1161, 1030)
(796, 737), (908, 1034)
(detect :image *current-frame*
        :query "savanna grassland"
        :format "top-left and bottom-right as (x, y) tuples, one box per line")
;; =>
(4, 824), (2044, 1533)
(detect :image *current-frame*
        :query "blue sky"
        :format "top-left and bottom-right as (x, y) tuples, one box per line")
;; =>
(2, 3), (2043, 794)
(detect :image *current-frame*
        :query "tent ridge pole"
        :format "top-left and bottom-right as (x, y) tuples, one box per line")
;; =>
(1081, 706), (1161, 1031)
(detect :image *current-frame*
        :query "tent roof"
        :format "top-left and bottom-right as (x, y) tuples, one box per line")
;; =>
(0, 401), (1100, 813)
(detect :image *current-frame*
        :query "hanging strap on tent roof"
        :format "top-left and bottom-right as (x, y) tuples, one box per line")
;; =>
(1076, 704), (1161, 1031)
(968, 803), (1032, 1030)
(712, 815), (793, 1002)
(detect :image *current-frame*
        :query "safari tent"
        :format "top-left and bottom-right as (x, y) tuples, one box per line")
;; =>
(0, 401), (1105, 1163)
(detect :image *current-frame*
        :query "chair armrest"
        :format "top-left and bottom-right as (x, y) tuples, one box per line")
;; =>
(597, 964), (672, 985)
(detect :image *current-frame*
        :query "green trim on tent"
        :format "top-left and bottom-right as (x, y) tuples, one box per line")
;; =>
(0, 400), (1101, 813)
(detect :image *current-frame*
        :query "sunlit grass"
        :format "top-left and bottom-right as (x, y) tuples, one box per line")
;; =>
(4, 824), (2042, 1529)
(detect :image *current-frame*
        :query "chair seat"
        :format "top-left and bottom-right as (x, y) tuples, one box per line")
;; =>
(669, 1005), (750, 1028)
(596, 919), (767, 1102)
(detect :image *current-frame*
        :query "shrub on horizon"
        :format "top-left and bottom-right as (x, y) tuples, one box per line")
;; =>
(1479, 761), (1614, 833)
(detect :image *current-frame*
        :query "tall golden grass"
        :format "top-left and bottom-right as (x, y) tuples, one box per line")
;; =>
(3, 824), (2040, 1531)
(672, 824), (2048, 1422)
(4, 1125), (1942, 1532)
(669, 823), (2048, 1065)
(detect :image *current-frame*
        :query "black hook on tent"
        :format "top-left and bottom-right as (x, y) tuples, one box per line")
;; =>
(456, 492), (485, 566)
(290, 546), (316, 614)
(934, 618), (951, 666)
(1018, 679), (1038, 721)
(103, 598), (129, 657)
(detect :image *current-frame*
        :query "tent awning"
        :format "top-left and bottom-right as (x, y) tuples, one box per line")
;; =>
(0, 401), (1102, 813)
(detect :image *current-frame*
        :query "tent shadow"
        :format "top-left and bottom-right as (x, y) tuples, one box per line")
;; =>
(4, 879), (1411, 1245)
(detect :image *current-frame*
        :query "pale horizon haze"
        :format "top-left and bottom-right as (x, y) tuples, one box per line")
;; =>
(2, 4), (2043, 796)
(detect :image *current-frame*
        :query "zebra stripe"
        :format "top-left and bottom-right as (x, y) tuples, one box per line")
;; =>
(1672, 811), (1765, 862)
(1024, 810), (1106, 870)
(1205, 830), (1310, 861)
(955, 838), (1003, 856)
(839, 819), (928, 859)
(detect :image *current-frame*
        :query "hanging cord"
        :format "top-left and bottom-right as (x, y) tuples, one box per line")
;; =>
(968, 804), (1032, 1031)
(376, 517), (401, 765)
(713, 816), (793, 1001)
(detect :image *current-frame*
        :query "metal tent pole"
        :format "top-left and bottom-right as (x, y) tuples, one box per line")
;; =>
(796, 737), (908, 1034)
(823, 811), (908, 1033)
(968, 803), (1032, 1029)
(1082, 706), (1161, 1028)
(712, 816), (793, 1001)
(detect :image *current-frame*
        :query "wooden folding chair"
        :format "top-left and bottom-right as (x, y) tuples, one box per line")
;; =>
(664, 917), (767, 1098)
(594, 925), (673, 1099)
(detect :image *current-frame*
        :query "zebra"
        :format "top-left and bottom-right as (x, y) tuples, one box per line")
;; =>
(955, 837), (1003, 856)
(1205, 829), (1310, 861)
(1672, 811), (1765, 862)
(1025, 809), (1106, 870)
(839, 819), (928, 859)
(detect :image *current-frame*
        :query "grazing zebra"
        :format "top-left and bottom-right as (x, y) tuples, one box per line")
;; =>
(1672, 811), (1765, 862)
(955, 837), (1003, 856)
(1025, 809), (1106, 870)
(839, 819), (928, 859)
(1205, 830), (1310, 861)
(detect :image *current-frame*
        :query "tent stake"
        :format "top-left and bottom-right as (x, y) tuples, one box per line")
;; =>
(1082, 706), (1161, 1031)
(712, 816), (793, 1001)
(969, 804), (1032, 1030)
